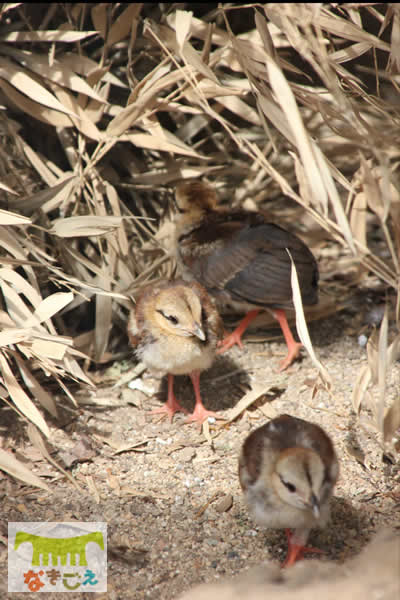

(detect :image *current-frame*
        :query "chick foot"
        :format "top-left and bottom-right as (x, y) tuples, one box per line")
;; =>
(282, 529), (325, 568)
(217, 310), (260, 354)
(185, 405), (218, 425)
(185, 370), (218, 425)
(272, 309), (303, 371)
(150, 374), (188, 422)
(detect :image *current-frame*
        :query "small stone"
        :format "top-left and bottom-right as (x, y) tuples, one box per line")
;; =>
(179, 447), (196, 463)
(206, 538), (218, 546)
(215, 494), (233, 513)
(358, 334), (368, 347)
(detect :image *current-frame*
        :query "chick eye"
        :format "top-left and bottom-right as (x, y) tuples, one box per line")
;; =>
(280, 478), (296, 493)
(157, 310), (179, 325)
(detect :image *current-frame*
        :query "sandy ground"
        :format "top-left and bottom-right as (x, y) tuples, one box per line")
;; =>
(0, 308), (399, 599)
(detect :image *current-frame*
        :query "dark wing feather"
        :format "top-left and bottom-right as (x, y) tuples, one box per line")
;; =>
(183, 217), (318, 309)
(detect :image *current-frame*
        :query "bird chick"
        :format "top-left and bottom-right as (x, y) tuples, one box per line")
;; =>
(174, 181), (319, 371)
(239, 414), (338, 567)
(128, 279), (223, 424)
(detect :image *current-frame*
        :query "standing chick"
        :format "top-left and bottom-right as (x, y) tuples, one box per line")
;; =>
(174, 181), (318, 370)
(128, 279), (223, 424)
(239, 414), (338, 567)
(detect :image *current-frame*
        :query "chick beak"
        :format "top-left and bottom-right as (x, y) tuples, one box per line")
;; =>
(310, 493), (320, 518)
(193, 323), (206, 341)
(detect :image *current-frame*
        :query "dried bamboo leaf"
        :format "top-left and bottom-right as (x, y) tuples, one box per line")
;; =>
(24, 292), (73, 328)
(9, 175), (76, 214)
(50, 215), (123, 238)
(317, 8), (390, 51)
(259, 47), (329, 207)
(329, 41), (372, 64)
(383, 398), (400, 443)
(215, 94), (261, 126)
(0, 351), (50, 438)
(289, 251), (332, 387)
(0, 447), (49, 491)
(352, 364), (372, 414)
(107, 65), (191, 136)
(1, 30), (97, 43)
(107, 4), (142, 47)
(0, 4), (22, 17)
(391, 6), (400, 70)
(94, 268), (112, 361)
(350, 192), (368, 247)
(387, 334), (400, 367)
(123, 132), (206, 159)
(0, 209), (31, 225)
(14, 355), (58, 418)
(91, 4), (107, 39)
(0, 228), (38, 291)
(31, 339), (69, 361)
(367, 328), (379, 383)
(0, 328), (28, 347)
(377, 305), (389, 431)
(52, 86), (102, 140)
(0, 267), (42, 307)
(0, 180), (18, 194)
(175, 9), (192, 49)
(105, 182), (129, 254)
(0, 78), (72, 128)
(0, 57), (79, 117)
(60, 53), (127, 88)
(2, 47), (108, 104)
(0, 280), (38, 326)
(224, 380), (285, 423)
(21, 142), (58, 185)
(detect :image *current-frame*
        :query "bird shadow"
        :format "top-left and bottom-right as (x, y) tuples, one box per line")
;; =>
(156, 354), (250, 414)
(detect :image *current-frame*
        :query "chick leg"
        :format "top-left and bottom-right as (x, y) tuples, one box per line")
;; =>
(282, 528), (324, 568)
(185, 370), (218, 424)
(272, 309), (303, 371)
(150, 374), (188, 422)
(217, 309), (260, 354)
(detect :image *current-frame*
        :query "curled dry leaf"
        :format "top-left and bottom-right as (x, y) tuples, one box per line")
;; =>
(224, 380), (286, 423)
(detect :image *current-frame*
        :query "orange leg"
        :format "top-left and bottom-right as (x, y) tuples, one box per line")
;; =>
(185, 371), (218, 425)
(150, 373), (188, 422)
(217, 309), (260, 354)
(272, 309), (303, 371)
(282, 529), (324, 568)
